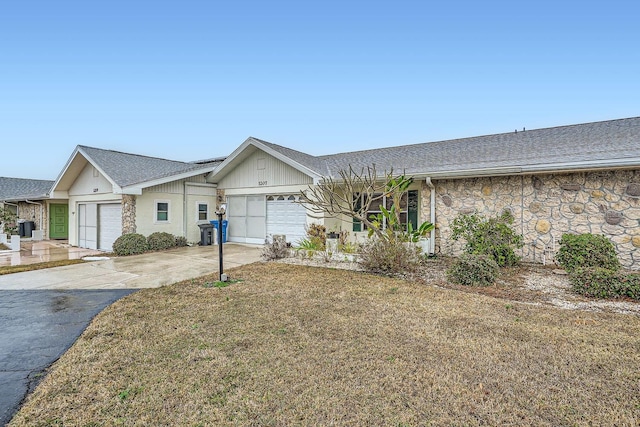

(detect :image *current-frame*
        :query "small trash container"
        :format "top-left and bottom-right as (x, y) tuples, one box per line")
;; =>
(23, 221), (35, 238)
(198, 223), (214, 246)
(210, 219), (228, 243)
(18, 219), (26, 237)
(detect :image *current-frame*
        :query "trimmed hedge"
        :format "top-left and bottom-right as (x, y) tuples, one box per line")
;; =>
(446, 253), (499, 287)
(147, 232), (177, 251)
(112, 233), (149, 256)
(556, 233), (620, 273)
(570, 267), (640, 300)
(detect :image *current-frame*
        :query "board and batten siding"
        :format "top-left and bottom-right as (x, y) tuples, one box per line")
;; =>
(144, 175), (209, 194)
(218, 149), (314, 189)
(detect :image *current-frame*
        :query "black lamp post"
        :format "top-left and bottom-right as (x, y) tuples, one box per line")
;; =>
(216, 203), (227, 282)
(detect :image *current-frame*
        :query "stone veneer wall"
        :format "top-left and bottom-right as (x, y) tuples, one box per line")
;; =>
(216, 189), (225, 211)
(122, 195), (137, 234)
(422, 169), (640, 269)
(16, 201), (47, 237)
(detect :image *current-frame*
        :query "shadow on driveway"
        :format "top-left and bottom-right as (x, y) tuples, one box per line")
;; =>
(0, 289), (136, 425)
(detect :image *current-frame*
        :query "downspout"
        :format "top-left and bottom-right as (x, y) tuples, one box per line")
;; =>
(425, 177), (436, 255)
(183, 181), (188, 238)
(25, 200), (43, 234)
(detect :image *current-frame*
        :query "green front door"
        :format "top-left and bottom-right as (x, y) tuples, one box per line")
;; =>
(49, 204), (69, 239)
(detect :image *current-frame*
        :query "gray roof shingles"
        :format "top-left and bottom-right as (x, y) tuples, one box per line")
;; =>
(0, 177), (54, 200)
(253, 117), (640, 178)
(80, 146), (223, 187)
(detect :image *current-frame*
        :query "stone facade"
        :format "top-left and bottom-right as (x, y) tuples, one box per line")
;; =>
(216, 189), (225, 211)
(16, 201), (47, 238)
(122, 195), (136, 234)
(423, 169), (640, 269)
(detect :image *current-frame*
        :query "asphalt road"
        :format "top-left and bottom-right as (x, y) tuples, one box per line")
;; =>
(0, 289), (136, 426)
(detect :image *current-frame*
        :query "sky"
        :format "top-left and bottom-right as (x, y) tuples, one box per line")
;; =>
(1, 0), (639, 180)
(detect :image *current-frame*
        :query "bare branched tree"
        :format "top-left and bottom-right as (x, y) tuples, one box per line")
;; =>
(297, 165), (409, 239)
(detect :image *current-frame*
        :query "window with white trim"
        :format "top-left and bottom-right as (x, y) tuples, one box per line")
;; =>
(353, 190), (418, 232)
(197, 202), (209, 221)
(155, 200), (170, 222)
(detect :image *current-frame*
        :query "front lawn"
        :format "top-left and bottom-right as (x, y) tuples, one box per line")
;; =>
(10, 263), (640, 426)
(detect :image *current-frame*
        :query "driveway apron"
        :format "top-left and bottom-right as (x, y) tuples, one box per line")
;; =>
(0, 289), (136, 426)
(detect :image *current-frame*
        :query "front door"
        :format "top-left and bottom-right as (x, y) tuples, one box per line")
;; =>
(49, 204), (69, 239)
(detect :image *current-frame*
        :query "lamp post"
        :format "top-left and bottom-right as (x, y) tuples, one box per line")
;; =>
(216, 203), (227, 282)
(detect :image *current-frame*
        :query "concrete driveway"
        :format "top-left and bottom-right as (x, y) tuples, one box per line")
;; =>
(0, 243), (262, 424)
(0, 243), (263, 290)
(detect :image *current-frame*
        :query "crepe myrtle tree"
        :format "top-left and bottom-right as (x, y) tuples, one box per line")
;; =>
(297, 165), (432, 242)
(0, 205), (18, 235)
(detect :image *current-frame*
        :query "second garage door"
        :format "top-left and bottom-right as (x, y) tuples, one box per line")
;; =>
(98, 204), (122, 251)
(266, 195), (307, 245)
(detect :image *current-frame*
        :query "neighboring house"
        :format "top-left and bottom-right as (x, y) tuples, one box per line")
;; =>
(207, 116), (640, 268)
(0, 177), (55, 238)
(50, 146), (224, 251)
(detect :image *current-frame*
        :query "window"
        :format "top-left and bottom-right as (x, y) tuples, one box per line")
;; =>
(353, 190), (418, 232)
(155, 201), (170, 222)
(197, 203), (208, 221)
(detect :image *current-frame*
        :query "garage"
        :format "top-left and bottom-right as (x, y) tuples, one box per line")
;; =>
(98, 204), (122, 251)
(266, 194), (307, 245)
(78, 203), (121, 251)
(226, 194), (307, 245)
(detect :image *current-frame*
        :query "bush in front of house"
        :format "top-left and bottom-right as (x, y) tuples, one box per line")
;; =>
(261, 237), (290, 260)
(569, 267), (640, 300)
(556, 233), (620, 273)
(175, 236), (188, 247)
(358, 238), (423, 276)
(450, 210), (523, 267)
(113, 233), (150, 256)
(147, 232), (178, 251)
(446, 252), (499, 287)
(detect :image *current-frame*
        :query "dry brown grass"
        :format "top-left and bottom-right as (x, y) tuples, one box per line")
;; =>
(10, 262), (640, 426)
(0, 259), (85, 275)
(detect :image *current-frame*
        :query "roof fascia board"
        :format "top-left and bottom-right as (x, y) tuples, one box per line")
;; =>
(77, 147), (123, 192)
(208, 137), (321, 182)
(118, 167), (215, 195)
(50, 146), (82, 193)
(249, 139), (322, 180)
(411, 158), (640, 180)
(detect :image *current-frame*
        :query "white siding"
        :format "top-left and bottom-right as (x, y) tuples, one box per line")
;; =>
(218, 149), (313, 189)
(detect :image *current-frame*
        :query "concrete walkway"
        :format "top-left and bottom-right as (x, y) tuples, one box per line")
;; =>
(0, 243), (263, 290)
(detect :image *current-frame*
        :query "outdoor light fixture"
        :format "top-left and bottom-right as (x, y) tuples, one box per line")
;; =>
(215, 203), (227, 282)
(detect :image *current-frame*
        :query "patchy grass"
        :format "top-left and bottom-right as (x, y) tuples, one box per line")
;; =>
(0, 259), (85, 275)
(0, 243), (9, 250)
(10, 263), (640, 426)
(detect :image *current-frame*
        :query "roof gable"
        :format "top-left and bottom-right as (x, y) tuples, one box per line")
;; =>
(52, 146), (223, 196)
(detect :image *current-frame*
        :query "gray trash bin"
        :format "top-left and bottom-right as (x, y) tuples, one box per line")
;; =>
(198, 223), (214, 246)
(23, 221), (35, 238)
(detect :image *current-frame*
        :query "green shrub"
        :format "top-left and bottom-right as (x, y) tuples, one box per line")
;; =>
(569, 267), (640, 300)
(446, 253), (499, 287)
(147, 232), (177, 251)
(112, 233), (149, 256)
(175, 236), (188, 247)
(358, 239), (422, 276)
(556, 233), (620, 273)
(450, 211), (523, 267)
(305, 223), (326, 250)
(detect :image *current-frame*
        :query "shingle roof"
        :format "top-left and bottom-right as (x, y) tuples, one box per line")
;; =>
(0, 177), (54, 200)
(79, 146), (223, 187)
(256, 117), (640, 178)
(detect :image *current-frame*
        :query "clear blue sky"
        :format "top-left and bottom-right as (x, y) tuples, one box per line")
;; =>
(1, 0), (638, 179)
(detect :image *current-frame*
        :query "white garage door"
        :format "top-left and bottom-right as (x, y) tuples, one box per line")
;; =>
(78, 203), (98, 250)
(98, 204), (122, 251)
(227, 195), (266, 244)
(266, 194), (307, 245)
